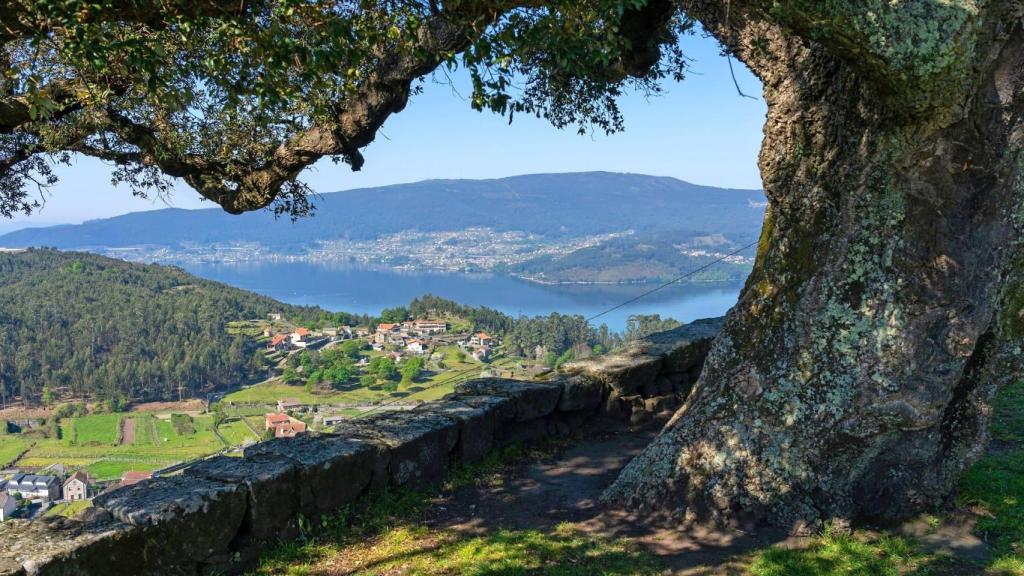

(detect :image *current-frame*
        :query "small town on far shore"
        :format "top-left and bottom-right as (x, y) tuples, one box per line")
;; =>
(0, 310), (554, 523)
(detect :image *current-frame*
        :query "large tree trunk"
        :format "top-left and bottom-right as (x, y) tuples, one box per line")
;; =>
(605, 1), (1024, 529)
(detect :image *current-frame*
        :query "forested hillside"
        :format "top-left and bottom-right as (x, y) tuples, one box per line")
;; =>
(502, 229), (752, 283)
(0, 249), (324, 405)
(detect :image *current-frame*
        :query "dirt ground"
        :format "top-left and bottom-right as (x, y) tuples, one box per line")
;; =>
(383, 424), (987, 575)
(119, 417), (136, 445)
(130, 399), (205, 413)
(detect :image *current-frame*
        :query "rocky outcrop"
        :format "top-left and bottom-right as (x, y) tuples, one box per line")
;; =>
(0, 318), (722, 576)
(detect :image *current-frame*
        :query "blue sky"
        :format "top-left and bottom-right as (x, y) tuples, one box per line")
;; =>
(9, 30), (766, 227)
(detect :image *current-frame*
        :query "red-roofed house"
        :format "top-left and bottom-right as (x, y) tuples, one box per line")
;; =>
(470, 332), (494, 347)
(268, 334), (290, 351)
(265, 413), (291, 429)
(265, 413), (308, 438)
(274, 420), (307, 438)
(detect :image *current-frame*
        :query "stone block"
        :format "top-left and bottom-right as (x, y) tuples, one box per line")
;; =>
(92, 475), (248, 568)
(495, 417), (550, 447)
(600, 390), (628, 420)
(644, 317), (723, 373)
(0, 516), (163, 576)
(245, 434), (381, 519)
(335, 411), (458, 489)
(418, 400), (494, 464)
(455, 378), (562, 422)
(185, 453), (300, 555)
(451, 393), (516, 440)
(561, 350), (662, 396)
(557, 376), (604, 413)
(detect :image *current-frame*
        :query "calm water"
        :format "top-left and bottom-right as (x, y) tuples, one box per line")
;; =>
(182, 261), (743, 332)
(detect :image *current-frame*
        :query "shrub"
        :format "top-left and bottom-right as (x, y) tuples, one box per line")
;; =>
(170, 413), (196, 435)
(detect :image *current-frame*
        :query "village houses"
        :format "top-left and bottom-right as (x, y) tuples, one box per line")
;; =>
(265, 413), (307, 438)
(62, 471), (90, 501)
(5, 474), (60, 501)
(290, 327), (312, 347)
(405, 340), (429, 354)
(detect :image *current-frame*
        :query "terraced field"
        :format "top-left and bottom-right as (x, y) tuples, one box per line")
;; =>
(1, 411), (257, 480)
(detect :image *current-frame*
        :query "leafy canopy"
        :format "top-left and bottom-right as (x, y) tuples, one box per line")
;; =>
(0, 0), (689, 219)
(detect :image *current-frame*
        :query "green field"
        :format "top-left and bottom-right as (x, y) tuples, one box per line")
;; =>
(223, 345), (500, 408)
(66, 413), (122, 446)
(218, 419), (259, 446)
(0, 436), (34, 467)
(44, 499), (92, 518)
(1, 411), (255, 481)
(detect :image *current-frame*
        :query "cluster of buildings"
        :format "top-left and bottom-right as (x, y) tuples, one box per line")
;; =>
(264, 413), (307, 438)
(0, 468), (89, 521)
(0, 465), (156, 521)
(267, 325), (344, 352)
(371, 320), (448, 354)
(462, 332), (496, 362)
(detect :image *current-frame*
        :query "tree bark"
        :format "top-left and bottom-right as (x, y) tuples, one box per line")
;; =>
(605, 1), (1024, 529)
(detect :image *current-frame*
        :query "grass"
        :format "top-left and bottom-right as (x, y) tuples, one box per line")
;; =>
(44, 499), (92, 518)
(66, 413), (121, 446)
(224, 380), (372, 405)
(748, 528), (933, 576)
(956, 379), (1024, 574)
(5, 412), (249, 479)
(218, 419), (259, 446)
(86, 459), (165, 480)
(0, 435), (34, 467)
(225, 347), (531, 408)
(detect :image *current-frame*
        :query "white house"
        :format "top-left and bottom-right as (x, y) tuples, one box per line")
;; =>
(6, 474), (60, 501)
(62, 471), (90, 502)
(0, 493), (15, 521)
(405, 340), (429, 354)
(414, 320), (447, 334)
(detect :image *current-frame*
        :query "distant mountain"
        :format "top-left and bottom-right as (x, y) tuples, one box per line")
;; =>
(0, 172), (765, 251)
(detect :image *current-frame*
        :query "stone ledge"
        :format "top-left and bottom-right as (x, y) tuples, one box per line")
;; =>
(0, 318), (722, 576)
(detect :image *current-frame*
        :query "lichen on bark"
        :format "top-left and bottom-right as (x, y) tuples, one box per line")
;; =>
(604, 0), (1024, 530)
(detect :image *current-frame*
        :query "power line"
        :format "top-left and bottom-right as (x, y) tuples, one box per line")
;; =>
(356, 240), (759, 419)
(585, 239), (759, 324)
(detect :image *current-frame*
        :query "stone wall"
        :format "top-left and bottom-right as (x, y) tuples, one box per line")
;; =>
(0, 317), (722, 576)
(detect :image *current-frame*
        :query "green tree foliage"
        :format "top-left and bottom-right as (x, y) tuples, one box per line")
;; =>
(409, 294), (512, 335)
(0, 249), (324, 404)
(281, 367), (300, 384)
(0, 1), (689, 218)
(298, 347), (358, 389)
(40, 385), (57, 406)
(367, 356), (398, 383)
(379, 307), (410, 323)
(623, 314), (682, 342)
(337, 339), (366, 359)
(399, 356), (425, 384)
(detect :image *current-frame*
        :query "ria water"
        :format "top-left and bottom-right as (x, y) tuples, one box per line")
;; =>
(182, 261), (743, 331)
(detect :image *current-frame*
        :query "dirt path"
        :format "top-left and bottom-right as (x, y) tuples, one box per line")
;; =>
(405, 424), (984, 575)
(119, 417), (136, 446)
(407, 426), (798, 574)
